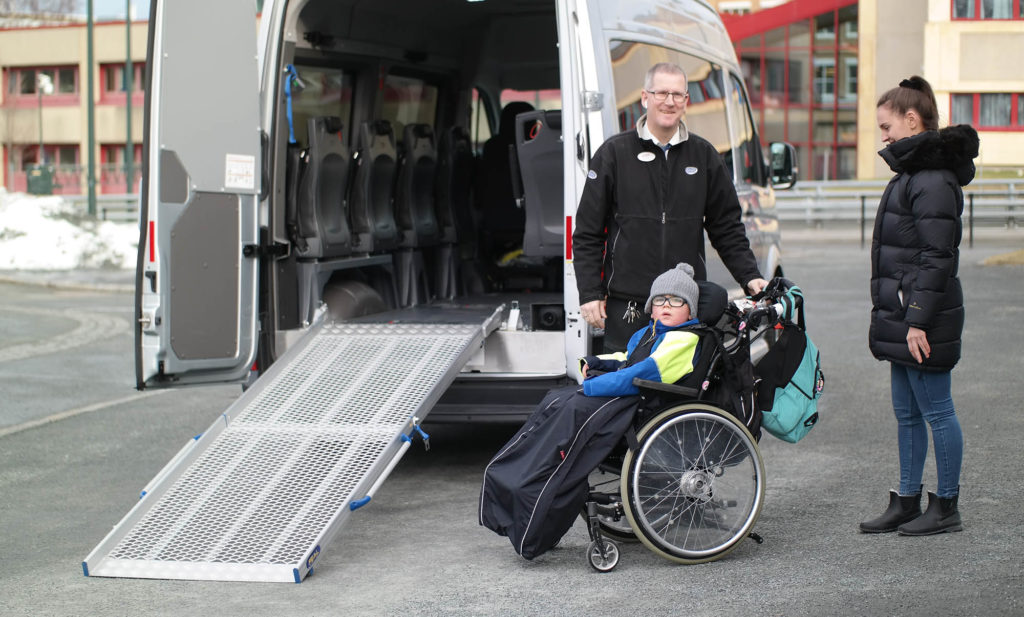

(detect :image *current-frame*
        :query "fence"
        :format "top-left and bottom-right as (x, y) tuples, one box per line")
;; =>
(63, 194), (139, 222)
(774, 178), (1022, 247)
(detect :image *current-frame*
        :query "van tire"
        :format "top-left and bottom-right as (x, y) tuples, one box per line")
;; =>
(322, 280), (388, 321)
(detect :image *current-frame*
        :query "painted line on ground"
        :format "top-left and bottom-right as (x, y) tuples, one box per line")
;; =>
(0, 390), (169, 438)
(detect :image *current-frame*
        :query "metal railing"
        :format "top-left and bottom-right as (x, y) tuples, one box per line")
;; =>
(64, 193), (139, 222)
(774, 178), (1022, 247)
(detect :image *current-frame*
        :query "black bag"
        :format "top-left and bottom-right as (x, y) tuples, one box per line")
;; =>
(754, 286), (824, 443)
(478, 385), (637, 559)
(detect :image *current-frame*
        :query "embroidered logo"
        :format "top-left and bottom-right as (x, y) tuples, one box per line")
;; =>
(637, 152), (656, 162)
(685, 166), (698, 175)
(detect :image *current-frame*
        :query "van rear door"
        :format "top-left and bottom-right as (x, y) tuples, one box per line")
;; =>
(134, 0), (261, 389)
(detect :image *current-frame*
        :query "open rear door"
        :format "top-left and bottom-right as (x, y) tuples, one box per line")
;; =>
(134, 0), (262, 389)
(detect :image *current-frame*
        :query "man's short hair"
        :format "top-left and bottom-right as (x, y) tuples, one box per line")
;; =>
(644, 62), (688, 91)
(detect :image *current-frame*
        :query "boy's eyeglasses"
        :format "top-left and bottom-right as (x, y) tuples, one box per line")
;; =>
(646, 90), (688, 104)
(651, 295), (686, 307)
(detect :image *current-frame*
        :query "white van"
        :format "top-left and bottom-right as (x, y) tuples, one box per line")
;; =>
(134, 0), (797, 419)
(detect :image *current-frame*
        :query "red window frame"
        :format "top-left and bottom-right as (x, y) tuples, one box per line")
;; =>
(951, 0), (1024, 19)
(99, 62), (146, 105)
(950, 93), (1024, 131)
(3, 65), (79, 107)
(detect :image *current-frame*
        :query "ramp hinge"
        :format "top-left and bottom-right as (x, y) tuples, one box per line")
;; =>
(243, 242), (288, 259)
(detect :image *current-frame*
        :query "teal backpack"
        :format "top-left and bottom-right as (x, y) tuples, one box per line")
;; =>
(754, 286), (825, 443)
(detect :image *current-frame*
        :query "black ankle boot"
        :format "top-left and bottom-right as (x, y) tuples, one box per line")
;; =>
(859, 490), (922, 533)
(898, 491), (963, 536)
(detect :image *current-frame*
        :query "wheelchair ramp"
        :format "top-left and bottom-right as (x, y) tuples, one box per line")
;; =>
(84, 306), (502, 583)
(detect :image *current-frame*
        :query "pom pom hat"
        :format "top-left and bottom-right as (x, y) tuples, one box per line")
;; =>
(644, 262), (699, 314)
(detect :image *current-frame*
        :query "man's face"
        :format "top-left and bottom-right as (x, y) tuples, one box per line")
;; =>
(641, 71), (688, 134)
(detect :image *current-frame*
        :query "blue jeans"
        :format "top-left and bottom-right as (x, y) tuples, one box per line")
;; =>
(890, 363), (963, 498)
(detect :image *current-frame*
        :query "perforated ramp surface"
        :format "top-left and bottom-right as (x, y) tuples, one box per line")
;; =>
(84, 310), (501, 583)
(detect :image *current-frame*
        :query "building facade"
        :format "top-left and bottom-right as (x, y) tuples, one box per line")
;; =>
(1, 19), (146, 194)
(713, 0), (1024, 180)
(2, 3), (1021, 193)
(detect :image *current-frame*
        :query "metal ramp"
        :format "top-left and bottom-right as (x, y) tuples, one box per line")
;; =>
(84, 306), (502, 583)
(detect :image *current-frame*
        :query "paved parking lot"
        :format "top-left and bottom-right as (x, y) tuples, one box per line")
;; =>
(1, 231), (1022, 616)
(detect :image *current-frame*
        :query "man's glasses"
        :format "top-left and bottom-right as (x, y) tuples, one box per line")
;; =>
(651, 295), (686, 307)
(646, 90), (688, 104)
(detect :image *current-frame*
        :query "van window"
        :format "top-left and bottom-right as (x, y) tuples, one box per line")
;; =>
(500, 88), (562, 111)
(288, 65), (352, 147)
(469, 88), (493, 153)
(726, 73), (766, 186)
(291, 66), (354, 147)
(608, 40), (734, 161)
(379, 74), (439, 143)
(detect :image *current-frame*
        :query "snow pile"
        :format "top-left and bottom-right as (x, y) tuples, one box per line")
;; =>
(0, 190), (137, 270)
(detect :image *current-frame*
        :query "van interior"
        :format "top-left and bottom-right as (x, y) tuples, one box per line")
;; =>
(269, 0), (569, 340)
(267, 0), (773, 344)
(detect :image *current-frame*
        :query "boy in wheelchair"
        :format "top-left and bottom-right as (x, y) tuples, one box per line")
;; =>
(480, 263), (741, 560)
(482, 263), (779, 569)
(580, 262), (703, 397)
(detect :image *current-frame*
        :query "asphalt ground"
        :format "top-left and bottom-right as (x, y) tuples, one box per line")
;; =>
(1, 227), (1022, 616)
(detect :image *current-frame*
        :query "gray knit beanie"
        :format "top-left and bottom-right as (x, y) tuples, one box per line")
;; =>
(645, 262), (699, 314)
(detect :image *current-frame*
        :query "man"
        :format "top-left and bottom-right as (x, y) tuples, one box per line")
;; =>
(573, 62), (768, 351)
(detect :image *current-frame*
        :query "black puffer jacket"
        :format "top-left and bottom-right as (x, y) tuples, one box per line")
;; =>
(869, 125), (979, 371)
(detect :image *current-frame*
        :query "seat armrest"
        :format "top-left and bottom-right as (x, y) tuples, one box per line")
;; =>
(632, 378), (699, 399)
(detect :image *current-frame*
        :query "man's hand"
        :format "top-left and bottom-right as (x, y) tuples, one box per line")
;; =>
(746, 278), (768, 295)
(580, 299), (606, 329)
(907, 326), (931, 364)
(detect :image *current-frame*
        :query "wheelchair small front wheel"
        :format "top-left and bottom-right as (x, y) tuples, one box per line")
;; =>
(621, 403), (765, 564)
(587, 539), (620, 572)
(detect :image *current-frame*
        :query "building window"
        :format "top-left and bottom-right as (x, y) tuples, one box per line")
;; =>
(952, 0), (1023, 19)
(101, 62), (144, 93)
(841, 58), (858, 102)
(5, 66), (78, 99)
(813, 58), (835, 104)
(951, 93), (1023, 129)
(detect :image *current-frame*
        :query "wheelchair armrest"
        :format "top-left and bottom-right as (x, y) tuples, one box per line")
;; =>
(632, 378), (699, 399)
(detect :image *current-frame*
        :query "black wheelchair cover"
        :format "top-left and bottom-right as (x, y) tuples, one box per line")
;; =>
(478, 385), (637, 559)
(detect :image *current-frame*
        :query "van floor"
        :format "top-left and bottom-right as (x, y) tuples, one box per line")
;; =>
(347, 292), (562, 331)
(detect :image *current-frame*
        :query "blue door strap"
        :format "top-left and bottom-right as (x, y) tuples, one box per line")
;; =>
(284, 64), (300, 144)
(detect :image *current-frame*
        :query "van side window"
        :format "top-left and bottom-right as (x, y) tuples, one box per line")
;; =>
(608, 40), (734, 165)
(726, 73), (766, 186)
(378, 75), (439, 143)
(291, 66), (354, 147)
(469, 88), (493, 154)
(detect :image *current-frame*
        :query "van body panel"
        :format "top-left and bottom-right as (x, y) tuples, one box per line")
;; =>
(135, 0), (791, 411)
(134, 0), (262, 388)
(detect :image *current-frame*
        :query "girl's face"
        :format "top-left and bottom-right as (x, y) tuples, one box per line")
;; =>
(877, 103), (923, 145)
(652, 296), (692, 327)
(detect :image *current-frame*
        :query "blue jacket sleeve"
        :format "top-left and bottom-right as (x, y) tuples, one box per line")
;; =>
(582, 330), (700, 397)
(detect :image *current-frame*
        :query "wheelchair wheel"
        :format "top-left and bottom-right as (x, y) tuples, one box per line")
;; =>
(587, 539), (620, 572)
(620, 403), (765, 564)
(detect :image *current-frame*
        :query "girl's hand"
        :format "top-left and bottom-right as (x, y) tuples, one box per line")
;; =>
(907, 326), (930, 364)
(581, 363), (589, 379)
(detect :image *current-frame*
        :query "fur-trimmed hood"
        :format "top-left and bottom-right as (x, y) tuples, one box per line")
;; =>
(879, 124), (980, 186)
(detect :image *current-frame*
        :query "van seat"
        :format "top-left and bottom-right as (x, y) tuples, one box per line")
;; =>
(295, 116), (352, 258)
(394, 123), (440, 248)
(350, 120), (400, 253)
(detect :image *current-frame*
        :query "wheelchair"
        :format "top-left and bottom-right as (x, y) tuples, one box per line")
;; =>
(582, 278), (792, 572)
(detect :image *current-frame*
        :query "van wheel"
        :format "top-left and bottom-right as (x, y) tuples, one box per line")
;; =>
(322, 280), (388, 321)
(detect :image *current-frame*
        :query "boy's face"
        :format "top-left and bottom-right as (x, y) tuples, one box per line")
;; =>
(652, 295), (691, 327)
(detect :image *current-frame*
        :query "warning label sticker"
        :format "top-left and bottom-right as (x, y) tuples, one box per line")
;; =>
(224, 154), (256, 190)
